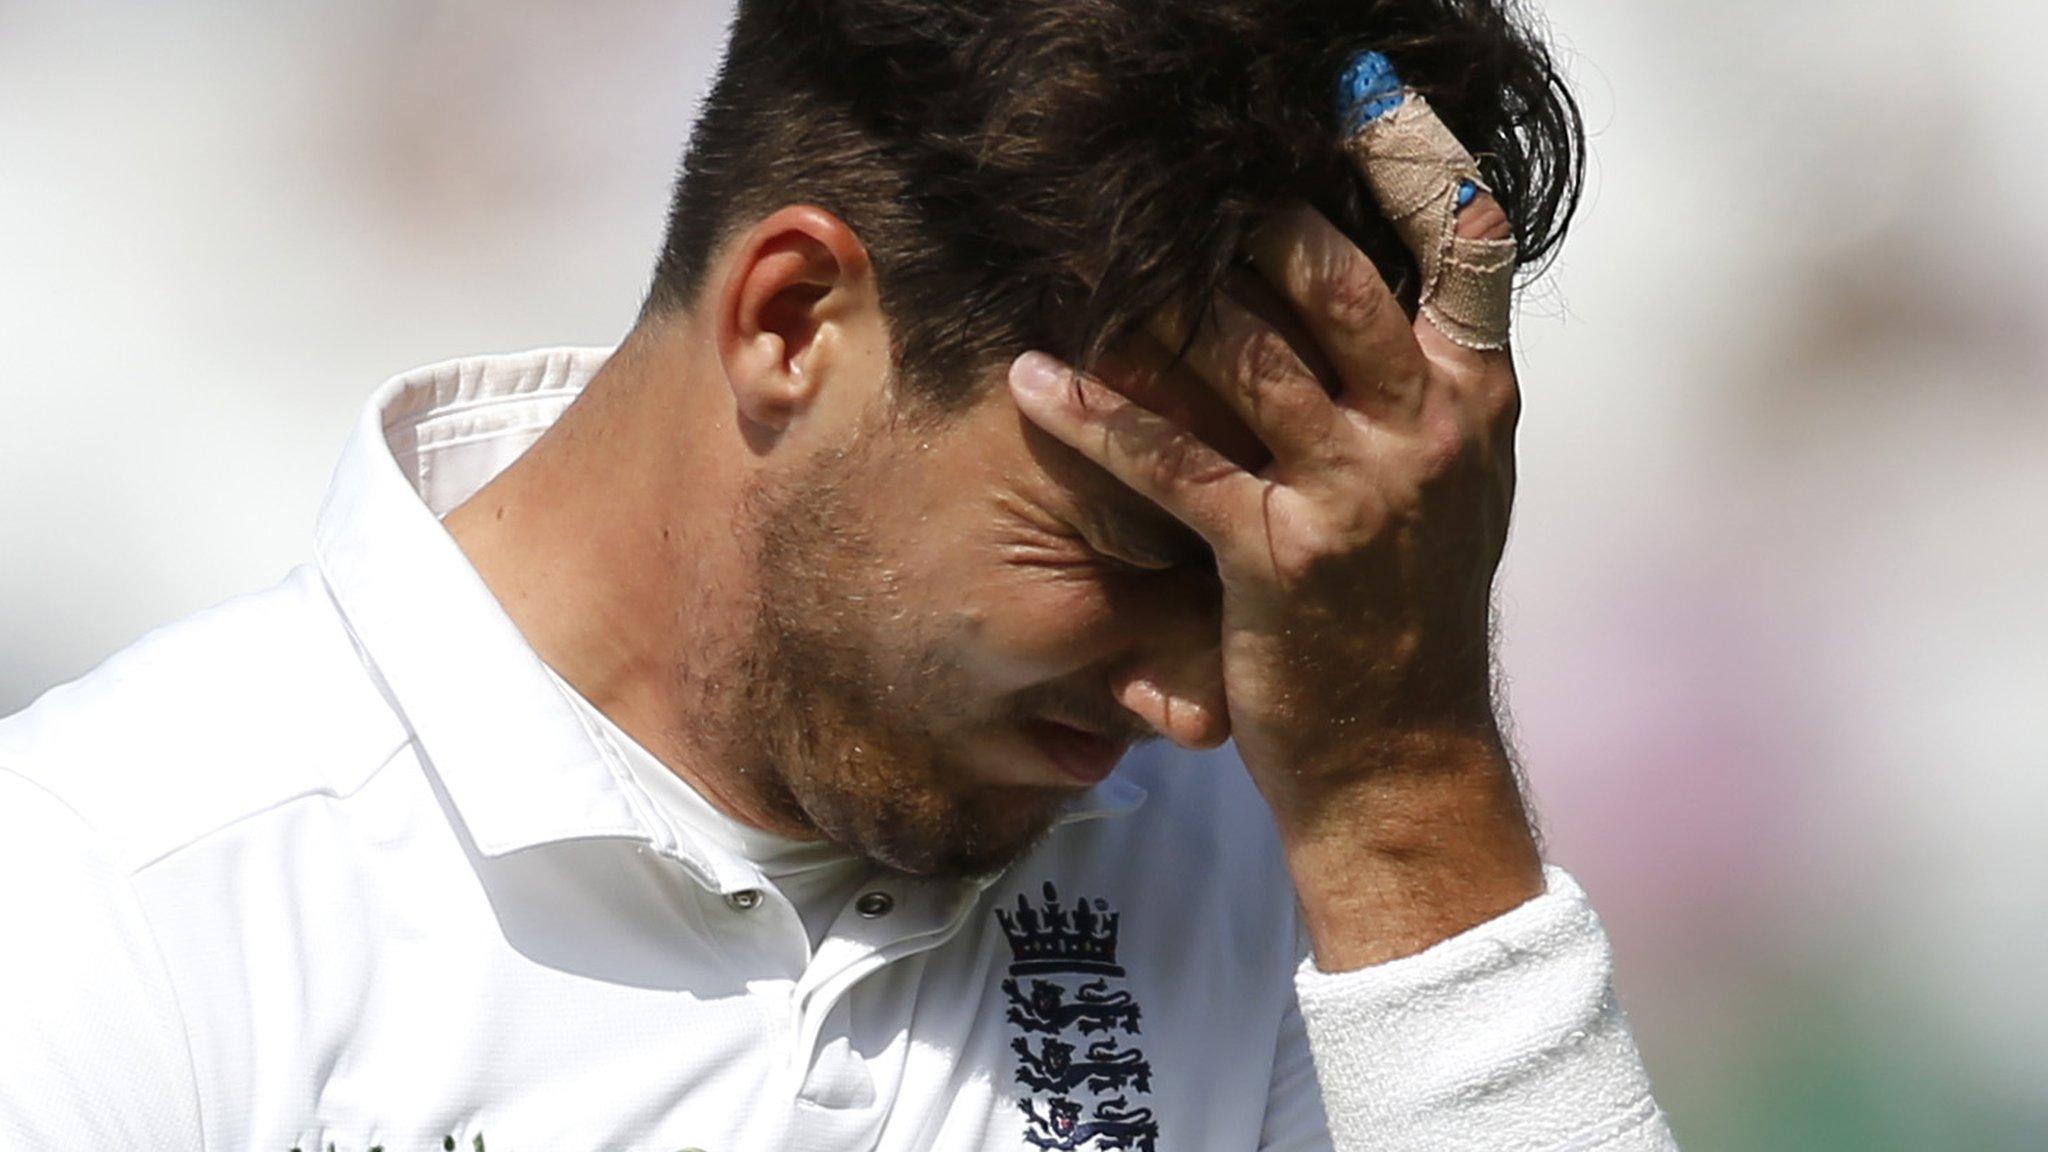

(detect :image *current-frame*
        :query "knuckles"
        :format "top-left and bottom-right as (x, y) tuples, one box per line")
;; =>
(1135, 424), (1233, 495)
(1143, 433), (1200, 492)
(1486, 375), (1522, 436)
(1423, 427), (1467, 483)
(1231, 324), (1311, 399)
(1260, 517), (1350, 591)
(1415, 406), (1483, 485)
(1259, 203), (1393, 341)
(1317, 259), (1393, 337)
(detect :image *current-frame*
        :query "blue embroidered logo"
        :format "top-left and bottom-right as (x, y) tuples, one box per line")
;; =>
(998, 883), (1158, 1152)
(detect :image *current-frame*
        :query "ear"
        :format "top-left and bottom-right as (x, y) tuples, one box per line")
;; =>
(714, 204), (884, 436)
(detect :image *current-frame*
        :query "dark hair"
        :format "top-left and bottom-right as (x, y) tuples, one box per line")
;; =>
(641, 0), (1584, 418)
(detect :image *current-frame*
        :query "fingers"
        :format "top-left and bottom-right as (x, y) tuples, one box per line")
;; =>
(1097, 327), (1273, 473)
(1140, 290), (1351, 465)
(1336, 51), (1519, 352)
(1007, 350), (1258, 560)
(1241, 202), (1431, 421)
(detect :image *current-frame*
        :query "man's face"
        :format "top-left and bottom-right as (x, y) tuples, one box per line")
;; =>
(710, 351), (1260, 878)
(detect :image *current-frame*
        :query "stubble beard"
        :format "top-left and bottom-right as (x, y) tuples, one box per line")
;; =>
(712, 419), (1072, 879)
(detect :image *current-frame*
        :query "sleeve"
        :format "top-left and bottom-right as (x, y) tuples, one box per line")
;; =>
(1286, 863), (1678, 1152)
(0, 767), (208, 1149)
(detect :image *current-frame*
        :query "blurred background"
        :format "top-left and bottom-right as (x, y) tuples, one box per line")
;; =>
(2, 1), (2043, 1146)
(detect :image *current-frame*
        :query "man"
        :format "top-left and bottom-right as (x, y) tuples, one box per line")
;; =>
(0, 1), (1678, 1149)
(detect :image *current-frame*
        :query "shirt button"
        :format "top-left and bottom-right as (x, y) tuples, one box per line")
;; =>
(854, 891), (895, 918)
(725, 889), (763, 912)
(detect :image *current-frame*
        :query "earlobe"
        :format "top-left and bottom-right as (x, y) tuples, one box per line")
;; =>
(714, 205), (877, 434)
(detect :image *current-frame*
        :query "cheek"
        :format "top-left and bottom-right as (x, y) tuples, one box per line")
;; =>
(877, 452), (1130, 691)
(939, 557), (1131, 690)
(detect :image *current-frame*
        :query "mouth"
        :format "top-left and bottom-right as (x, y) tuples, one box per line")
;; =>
(1020, 717), (1130, 786)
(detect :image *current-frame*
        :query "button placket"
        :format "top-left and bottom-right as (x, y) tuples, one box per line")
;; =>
(787, 878), (985, 1089)
(704, 880), (811, 983)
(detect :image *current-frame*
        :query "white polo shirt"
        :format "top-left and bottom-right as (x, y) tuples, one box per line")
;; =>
(0, 347), (1677, 1151)
(542, 664), (875, 957)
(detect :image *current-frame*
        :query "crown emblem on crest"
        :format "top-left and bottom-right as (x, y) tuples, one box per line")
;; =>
(997, 881), (1123, 975)
(997, 880), (1156, 1151)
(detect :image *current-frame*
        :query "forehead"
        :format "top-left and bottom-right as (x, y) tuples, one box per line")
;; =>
(958, 341), (1273, 542)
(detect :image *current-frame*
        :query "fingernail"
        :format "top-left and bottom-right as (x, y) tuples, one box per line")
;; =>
(1008, 350), (1065, 398)
(1337, 49), (1405, 131)
(1455, 179), (1479, 210)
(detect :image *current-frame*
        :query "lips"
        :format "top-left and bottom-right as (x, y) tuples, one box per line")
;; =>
(1022, 718), (1129, 786)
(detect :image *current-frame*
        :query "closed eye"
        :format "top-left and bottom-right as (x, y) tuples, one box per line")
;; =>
(1095, 546), (1175, 573)
(1089, 534), (1212, 575)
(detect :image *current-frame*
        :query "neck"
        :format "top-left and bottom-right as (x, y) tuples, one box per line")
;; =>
(442, 321), (810, 839)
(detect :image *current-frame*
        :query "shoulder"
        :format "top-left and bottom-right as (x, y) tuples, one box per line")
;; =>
(0, 563), (408, 874)
(0, 769), (208, 1147)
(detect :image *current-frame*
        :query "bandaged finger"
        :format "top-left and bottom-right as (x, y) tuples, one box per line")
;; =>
(1338, 58), (1519, 351)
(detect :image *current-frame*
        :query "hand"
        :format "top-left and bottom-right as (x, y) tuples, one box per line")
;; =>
(1006, 61), (1543, 965)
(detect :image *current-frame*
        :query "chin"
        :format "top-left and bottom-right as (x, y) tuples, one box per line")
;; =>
(804, 775), (1072, 881)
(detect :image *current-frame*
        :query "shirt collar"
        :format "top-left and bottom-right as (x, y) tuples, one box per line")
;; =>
(312, 346), (1145, 868)
(315, 347), (648, 857)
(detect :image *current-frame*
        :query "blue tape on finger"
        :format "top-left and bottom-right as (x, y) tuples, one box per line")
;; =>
(1456, 179), (1479, 209)
(1338, 50), (1405, 132)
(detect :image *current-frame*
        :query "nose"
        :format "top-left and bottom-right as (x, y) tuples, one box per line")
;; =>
(1105, 577), (1231, 751)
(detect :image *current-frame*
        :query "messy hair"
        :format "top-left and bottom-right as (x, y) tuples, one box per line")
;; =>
(641, 0), (1584, 418)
